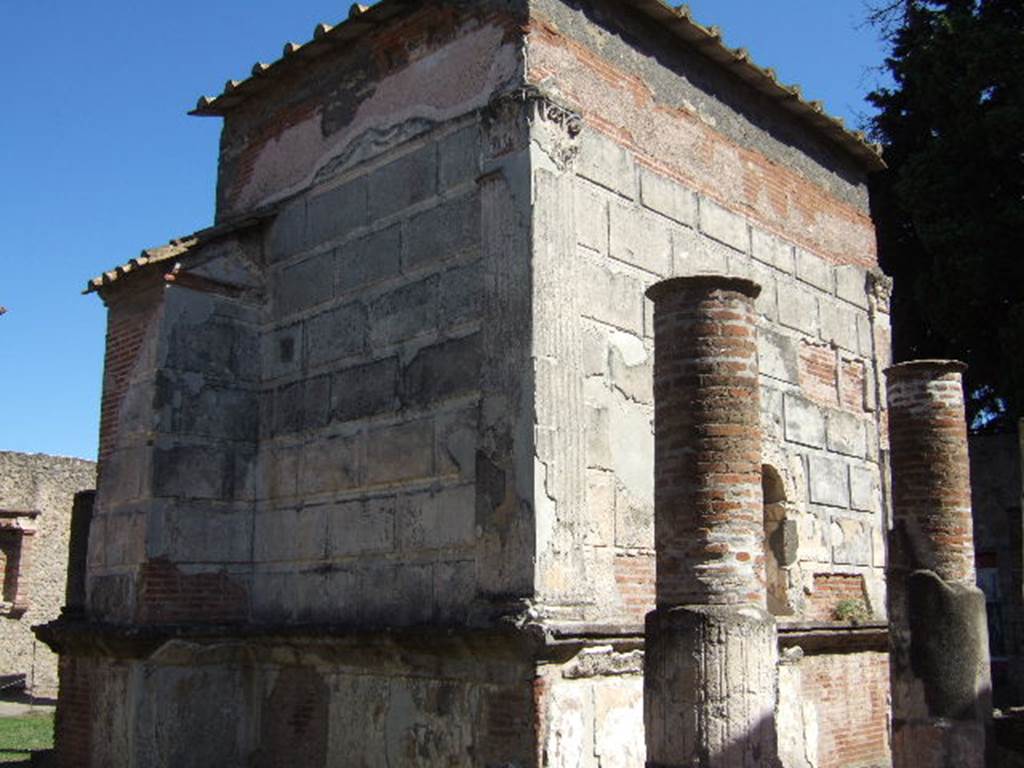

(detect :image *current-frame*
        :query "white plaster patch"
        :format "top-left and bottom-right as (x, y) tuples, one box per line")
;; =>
(608, 395), (653, 508)
(543, 680), (591, 768)
(594, 679), (645, 768)
(535, 456), (559, 553)
(608, 331), (647, 367)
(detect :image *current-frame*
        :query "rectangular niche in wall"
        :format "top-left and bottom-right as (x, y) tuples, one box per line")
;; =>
(0, 510), (38, 616)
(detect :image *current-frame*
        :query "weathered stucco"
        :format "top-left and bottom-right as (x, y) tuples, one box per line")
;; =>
(215, 3), (527, 218)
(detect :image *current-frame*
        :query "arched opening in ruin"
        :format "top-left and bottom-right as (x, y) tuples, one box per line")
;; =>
(762, 465), (794, 615)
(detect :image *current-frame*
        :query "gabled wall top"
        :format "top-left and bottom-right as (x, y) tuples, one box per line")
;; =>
(191, 0), (884, 172)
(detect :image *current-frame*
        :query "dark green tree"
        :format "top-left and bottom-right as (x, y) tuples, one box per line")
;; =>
(867, 0), (1024, 429)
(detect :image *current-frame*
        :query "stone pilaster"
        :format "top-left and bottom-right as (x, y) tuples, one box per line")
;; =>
(886, 360), (992, 768)
(644, 276), (778, 768)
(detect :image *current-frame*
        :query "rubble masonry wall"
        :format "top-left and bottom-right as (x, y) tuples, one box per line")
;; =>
(0, 452), (95, 697)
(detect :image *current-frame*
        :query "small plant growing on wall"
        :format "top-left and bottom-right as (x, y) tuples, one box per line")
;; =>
(833, 598), (871, 625)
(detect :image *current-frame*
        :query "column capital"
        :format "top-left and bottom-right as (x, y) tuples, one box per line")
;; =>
(884, 359), (967, 380)
(645, 275), (761, 303)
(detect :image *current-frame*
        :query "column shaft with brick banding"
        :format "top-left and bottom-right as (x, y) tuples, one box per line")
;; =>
(644, 277), (777, 768)
(886, 361), (992, 768)
(649, 277), (766, 607)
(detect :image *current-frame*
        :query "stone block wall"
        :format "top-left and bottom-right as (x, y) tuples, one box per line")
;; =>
(526, 0), (891, 630)
(255, 123), (494, 626)
(89, 257), (264, 625)
(0, 452), (95, 698)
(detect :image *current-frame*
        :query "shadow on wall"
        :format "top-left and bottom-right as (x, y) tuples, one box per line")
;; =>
(763, 464), (796, 617)
(648, 711), (782, 768)
(669, 690), (1017, 768)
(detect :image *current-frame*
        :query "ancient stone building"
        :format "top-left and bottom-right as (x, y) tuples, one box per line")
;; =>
(39, 1), (908, 765)
(0, 451), (95, 699)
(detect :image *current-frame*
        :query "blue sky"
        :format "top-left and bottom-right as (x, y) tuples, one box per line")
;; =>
(0, 1), (890, 460)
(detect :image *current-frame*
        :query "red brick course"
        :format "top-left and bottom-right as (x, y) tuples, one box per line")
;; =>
(839, 358), (868, 413)
(807, 573), (869, 622)
(646, 276), (765, 608)
(137, 558), (248, 624)
(614, 552), (655, 619)
(55, 655), (92, 768)
(799, 341), (839, 407)
(98, 290), (162, 471)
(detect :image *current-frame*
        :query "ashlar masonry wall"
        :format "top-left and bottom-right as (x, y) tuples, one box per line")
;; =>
(524, 2), (892, 767)
(62, 4), (551, 766)
(89, 0), (535, 631)
(247, 6), (537, 626)
(526, 0), (890, 628)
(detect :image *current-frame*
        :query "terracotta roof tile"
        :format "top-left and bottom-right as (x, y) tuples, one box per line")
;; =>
(189, 0), (884, 171)
(84, 218), (263, 294)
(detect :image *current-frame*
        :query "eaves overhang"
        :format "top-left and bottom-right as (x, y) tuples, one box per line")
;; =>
(188, 0), (885, 173)
(84, 216), (264, 295)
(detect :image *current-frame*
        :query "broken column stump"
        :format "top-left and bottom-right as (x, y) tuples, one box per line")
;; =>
(886, 360), (992, 768)
(644, 277), (778, 768)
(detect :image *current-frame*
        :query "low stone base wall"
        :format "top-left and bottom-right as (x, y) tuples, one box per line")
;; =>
(43, 622), (648, 768)
(536, 645), (646, 767)
(42, 621), (893, 768)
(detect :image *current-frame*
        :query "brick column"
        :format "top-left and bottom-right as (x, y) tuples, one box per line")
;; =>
(886, 360), (991, 768)
(643, 276), (777, 768)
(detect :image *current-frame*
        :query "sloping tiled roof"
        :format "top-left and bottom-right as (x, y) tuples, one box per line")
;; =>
(85, 239), (196, 294)
(84, 218), (263, 294)
(189, 0), (884, 171)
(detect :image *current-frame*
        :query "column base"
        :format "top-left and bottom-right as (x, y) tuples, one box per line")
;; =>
(645, 605), (779, 768)
(890, 571), (992, 768)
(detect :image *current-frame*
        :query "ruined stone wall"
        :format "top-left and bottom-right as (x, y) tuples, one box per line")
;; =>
(68, 3), (900, 766)
(0, 452), (95, 697)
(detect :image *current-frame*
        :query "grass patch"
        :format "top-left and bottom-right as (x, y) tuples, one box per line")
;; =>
(0, 712), (54, 764)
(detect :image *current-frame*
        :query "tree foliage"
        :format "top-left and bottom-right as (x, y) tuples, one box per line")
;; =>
(867, 0), (1024, 429)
